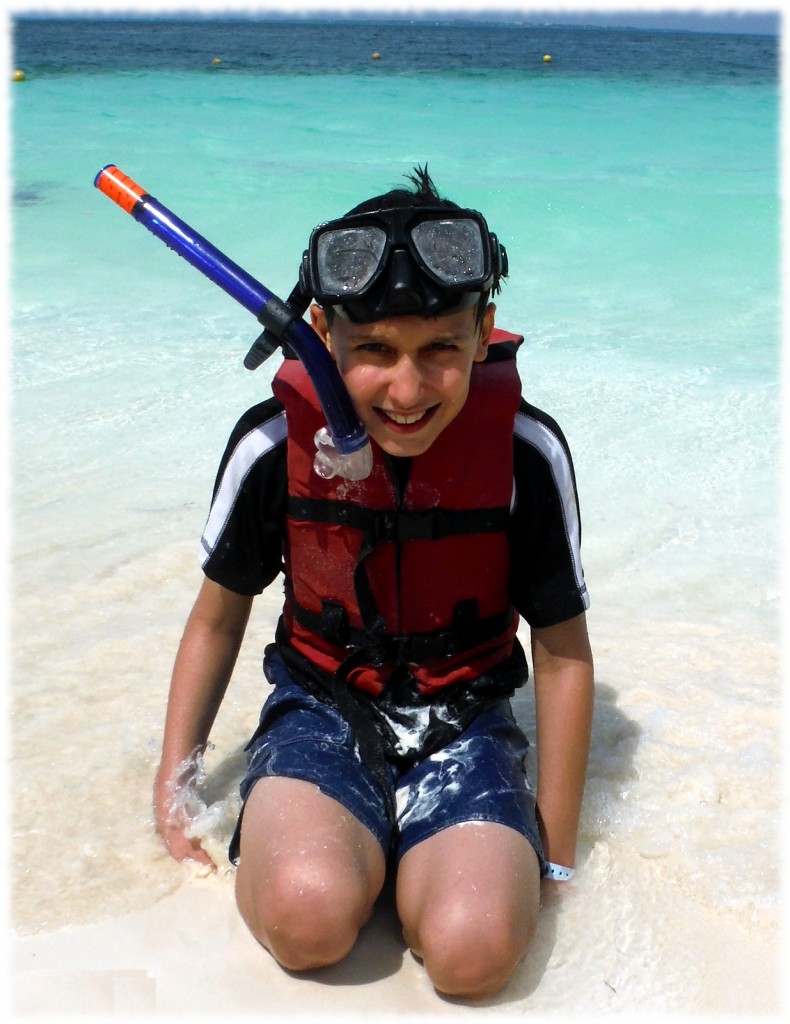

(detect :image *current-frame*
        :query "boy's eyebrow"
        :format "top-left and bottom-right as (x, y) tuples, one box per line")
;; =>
(349, 329), (466, 345)
(425, 329), (464, 342)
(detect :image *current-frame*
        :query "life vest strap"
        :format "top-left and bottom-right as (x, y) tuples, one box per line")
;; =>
(287, 496), (511, 543)
(287, 588), (515, 663)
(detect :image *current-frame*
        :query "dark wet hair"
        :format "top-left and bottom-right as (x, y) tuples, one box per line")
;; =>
(346, 164), (461, 216)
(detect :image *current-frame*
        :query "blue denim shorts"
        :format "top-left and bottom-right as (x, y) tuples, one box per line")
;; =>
(229, 652), (544, 869)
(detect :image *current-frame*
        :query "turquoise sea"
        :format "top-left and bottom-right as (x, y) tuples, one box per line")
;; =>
(9, 15), (783, 1012)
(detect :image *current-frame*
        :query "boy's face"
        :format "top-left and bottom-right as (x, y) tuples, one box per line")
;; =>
(311, 303), (494, 458)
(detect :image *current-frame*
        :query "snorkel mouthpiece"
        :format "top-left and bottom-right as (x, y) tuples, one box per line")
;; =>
(94, 164), (372, 481)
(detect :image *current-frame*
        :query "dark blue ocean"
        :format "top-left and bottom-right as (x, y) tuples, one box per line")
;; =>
(10, 17), (782, 995)
(11, 15), (778, 81)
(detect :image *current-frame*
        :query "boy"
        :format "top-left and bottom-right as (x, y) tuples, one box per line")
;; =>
(154, 168), (593, 1000)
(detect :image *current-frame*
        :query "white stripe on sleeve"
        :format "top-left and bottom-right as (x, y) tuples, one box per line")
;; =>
(200, 411), (288, 564)
(514, 410), (589, 606)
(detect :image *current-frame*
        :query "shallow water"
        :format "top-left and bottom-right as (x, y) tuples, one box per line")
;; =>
(9, 15), (781, 1006)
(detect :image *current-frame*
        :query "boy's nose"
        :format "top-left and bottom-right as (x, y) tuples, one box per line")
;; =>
(388, 355), (424, 408)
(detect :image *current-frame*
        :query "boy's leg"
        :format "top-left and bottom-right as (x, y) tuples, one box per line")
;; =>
(391, 701), (543, 999)
(235, 775), (387, 971)
(396, 821), (540, 999)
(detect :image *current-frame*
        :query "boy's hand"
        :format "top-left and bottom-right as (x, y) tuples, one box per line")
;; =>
(157, 818), (215, 867)
(153, 773), (215, 868)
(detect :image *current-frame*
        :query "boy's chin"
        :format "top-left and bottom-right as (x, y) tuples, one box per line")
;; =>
(371, 429), (437, 459)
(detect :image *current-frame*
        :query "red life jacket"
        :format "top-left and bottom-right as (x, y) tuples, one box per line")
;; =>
(271, 329), (524, 698)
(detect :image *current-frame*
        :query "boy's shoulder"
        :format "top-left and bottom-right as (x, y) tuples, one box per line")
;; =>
(213, 396), (288, 487)
(515, 396), (566, 436)
(230, 395), (286, 435)
(222, 395), (287, 452)
(513, 397), (576, 471)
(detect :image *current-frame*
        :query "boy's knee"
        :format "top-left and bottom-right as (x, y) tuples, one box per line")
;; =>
(236, 857), (375, 971)
(414, 901), (535, 999)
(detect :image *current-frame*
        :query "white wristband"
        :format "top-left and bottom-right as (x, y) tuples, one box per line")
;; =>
(543, 861), (575, 881)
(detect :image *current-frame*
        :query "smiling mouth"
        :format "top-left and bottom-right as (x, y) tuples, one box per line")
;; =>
(377, 406), (438, 430)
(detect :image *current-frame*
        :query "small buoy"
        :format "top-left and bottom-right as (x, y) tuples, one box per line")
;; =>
(543, 54), (552, 63)
(372, 52), (381, 60)
(13, 69), (26, 82)
(211, 57), (222, 66)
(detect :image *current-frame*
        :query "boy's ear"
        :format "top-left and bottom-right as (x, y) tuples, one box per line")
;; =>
(473, 303), (496, 362)
(310, 304), (333, 353)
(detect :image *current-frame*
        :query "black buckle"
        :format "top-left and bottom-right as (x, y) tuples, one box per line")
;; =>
(371, 511), (440, 544)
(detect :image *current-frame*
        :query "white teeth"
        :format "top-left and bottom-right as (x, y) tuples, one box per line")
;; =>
(386, 410), (426, 425)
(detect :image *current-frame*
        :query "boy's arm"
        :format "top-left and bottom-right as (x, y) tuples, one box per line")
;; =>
(154, 576), (254, 865)
(531, 611), (594, 871)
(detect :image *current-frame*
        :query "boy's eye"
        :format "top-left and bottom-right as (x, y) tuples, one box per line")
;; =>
(356, 341), (391, 355)
(349, 338), (461, 357)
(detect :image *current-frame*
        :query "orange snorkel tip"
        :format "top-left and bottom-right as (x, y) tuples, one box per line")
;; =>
(93, 164), (147, 214)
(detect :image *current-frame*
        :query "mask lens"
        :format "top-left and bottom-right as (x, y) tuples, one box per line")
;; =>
(411, 218), (486, 286)
(315, 226), (387, 295)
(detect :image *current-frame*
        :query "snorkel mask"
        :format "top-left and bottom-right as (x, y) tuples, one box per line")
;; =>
(298, 202), (508, 323)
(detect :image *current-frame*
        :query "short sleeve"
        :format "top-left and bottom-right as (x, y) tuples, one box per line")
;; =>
(509, 400), (590, 628)
(199, 398), (288, 596)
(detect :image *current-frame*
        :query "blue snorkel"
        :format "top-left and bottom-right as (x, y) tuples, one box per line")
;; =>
(94, 165), (372, 481)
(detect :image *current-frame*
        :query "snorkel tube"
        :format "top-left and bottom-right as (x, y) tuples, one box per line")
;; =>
(93, 165), (372, 481)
